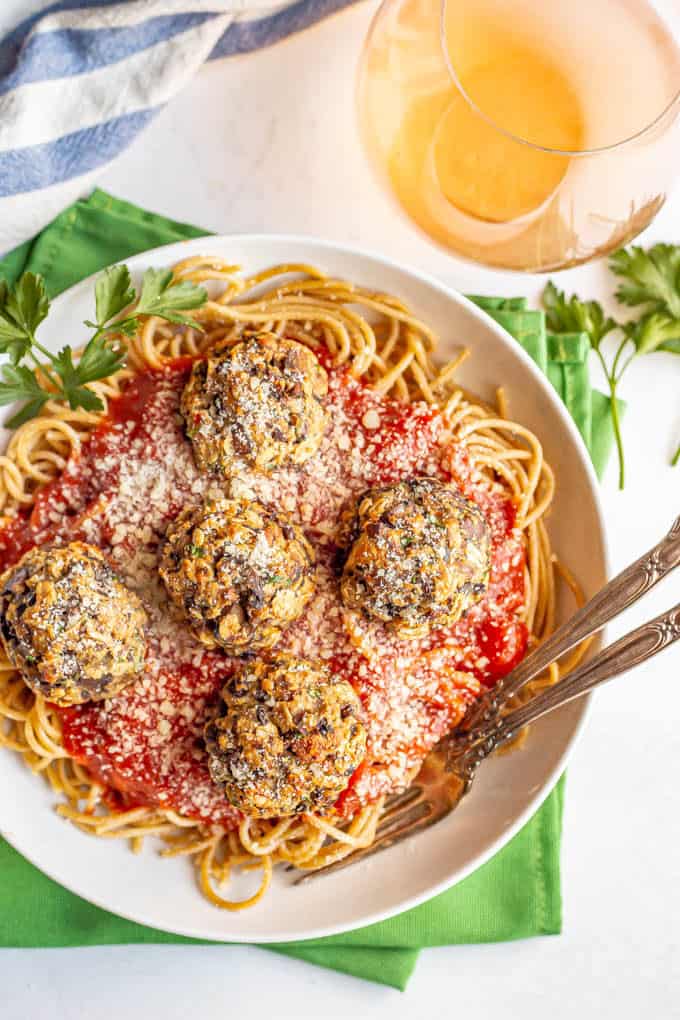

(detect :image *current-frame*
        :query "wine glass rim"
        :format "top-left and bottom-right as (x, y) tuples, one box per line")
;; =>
(439, 0), (680, 157)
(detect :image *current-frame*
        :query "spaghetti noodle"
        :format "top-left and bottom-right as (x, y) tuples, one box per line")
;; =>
(0, 258), (578, 910)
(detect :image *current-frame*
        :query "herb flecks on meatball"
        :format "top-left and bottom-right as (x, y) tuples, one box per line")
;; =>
(338, 477), (491, 637)
(0, 542), (148, 707)
(181, 332), (328, 476)
(159, 497), (315, 654)
(205, 656), (366, 817)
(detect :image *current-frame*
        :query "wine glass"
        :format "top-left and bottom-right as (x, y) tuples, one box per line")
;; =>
(357, 0), (680, 271)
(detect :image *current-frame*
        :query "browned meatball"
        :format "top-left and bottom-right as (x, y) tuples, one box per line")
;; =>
(0, 542), (147, 706)
(205, 656), (366, 817)
(338, 477), (491, 637)
(181, 332), (328, 475)
(159, 497), (315, 654)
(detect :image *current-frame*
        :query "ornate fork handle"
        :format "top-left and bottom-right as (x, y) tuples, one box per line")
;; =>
(456, 603), (680, 770)
(462, 515), (680, 730)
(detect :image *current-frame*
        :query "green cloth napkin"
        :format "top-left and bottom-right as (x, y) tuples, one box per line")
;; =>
(0, 191), (615, 991)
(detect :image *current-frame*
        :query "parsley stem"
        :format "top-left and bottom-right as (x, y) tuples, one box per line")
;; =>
(29, 337), (69, 393)
(26, 348), (61, 395)
(610, 336), (630, 381)
(97, 316), (137, 342)
(615, 357), (634, 384)
(672, 442), (680, 468)
(593, 347), (626, 489)
(609, 379), (626, 489)
(615, 338), (636, 383)
(593, 346), (610, 387)
(30, 335), (57, 364)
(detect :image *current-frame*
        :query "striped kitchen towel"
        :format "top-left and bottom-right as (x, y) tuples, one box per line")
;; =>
(0, 0), (360, 252)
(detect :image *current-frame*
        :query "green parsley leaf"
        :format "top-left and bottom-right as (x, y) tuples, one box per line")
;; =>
(50, 345), (110, 412)
(73, 334), (127, 384)
(94, 265), (136, 327)
(542, 281), (617, 350)
(136, 268), (207, 328)
(49, 346), (81, 393)
(6, 398), (51, 429)
(625, 312), (680, 356)
(0, 309), (32, 364)
(188, 544), (205, 558)
(4, 272), (50, 340)
(0, 363), (48, 405)
(0, 273), (51, 364)
(0, 364), (49, 427)
(64, 385), (105, 413)
(610, 244), (680, 318)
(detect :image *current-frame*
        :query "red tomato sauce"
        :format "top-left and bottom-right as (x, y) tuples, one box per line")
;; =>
(0, 357), (527, 828)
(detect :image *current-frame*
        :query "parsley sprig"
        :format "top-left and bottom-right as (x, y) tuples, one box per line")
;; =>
(543, 243), (680, 489)
(0, 266), (207, 428)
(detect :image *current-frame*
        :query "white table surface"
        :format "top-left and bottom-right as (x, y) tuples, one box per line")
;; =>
(2, 2), (680, 1016)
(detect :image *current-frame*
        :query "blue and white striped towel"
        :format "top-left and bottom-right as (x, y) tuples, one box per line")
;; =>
(0, 0), (359, 251)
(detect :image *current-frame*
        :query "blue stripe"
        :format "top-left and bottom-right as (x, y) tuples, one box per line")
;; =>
(209, 0), (360, 59)
(0, 13), (220, 95)
(0, 108), (157, 197)
(0, 0), (121, 78)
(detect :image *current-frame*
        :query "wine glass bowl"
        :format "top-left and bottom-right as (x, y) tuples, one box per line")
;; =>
(357, 0), (680, 271)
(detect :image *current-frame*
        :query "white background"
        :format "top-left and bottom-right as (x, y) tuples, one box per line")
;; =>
(1, 1), (679, 1016)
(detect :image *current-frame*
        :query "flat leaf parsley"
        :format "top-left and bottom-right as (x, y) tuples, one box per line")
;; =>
(0, 265), (207, 428)
(543, 243), (680, 488)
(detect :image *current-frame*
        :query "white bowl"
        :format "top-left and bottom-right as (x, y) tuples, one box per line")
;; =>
(0, 235), (607, 942)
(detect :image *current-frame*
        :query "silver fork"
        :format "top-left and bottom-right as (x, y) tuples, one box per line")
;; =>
(296, 516), (680, 883)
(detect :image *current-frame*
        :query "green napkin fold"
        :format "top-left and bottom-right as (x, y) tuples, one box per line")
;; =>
(0, 191), (614, 991)
(469, 294), (620, 472)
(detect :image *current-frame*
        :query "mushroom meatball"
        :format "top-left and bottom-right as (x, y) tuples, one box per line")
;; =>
(205, 656), (366, 817)
(159, 497), (315, 654)
(181, 332), (328, 475)
(338, 477), (491, 637)
(0, 542), (147, 707)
